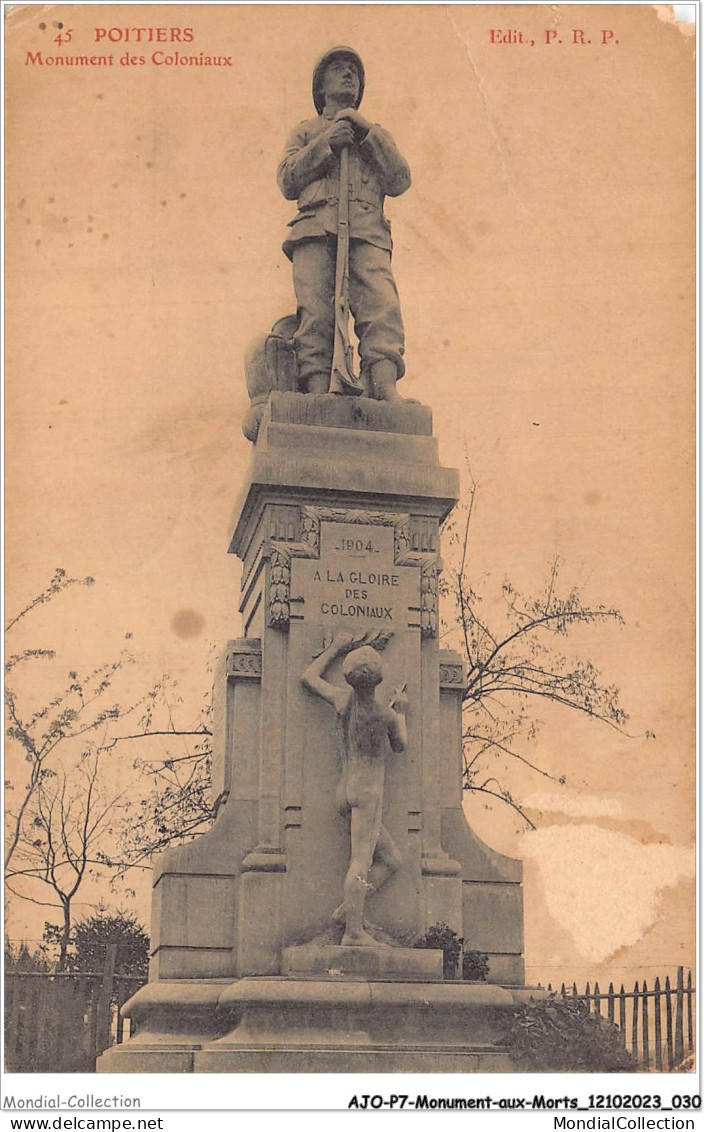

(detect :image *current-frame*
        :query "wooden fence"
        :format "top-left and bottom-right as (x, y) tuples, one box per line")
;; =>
(5, 948), (145, 1073)
(549, 967), (695, 1071)
(6, 960), (695, 1073)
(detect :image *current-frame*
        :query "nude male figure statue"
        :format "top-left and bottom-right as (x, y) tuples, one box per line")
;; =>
(302, 634), (408, 946)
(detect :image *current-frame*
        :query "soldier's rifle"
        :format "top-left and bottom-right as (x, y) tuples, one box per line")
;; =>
(329, 145), (364, 396)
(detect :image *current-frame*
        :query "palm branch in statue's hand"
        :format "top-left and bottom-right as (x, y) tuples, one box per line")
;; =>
(312, 627), (394, 660)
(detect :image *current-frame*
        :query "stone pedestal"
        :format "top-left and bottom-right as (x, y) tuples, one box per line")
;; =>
(282, 943), (443, 981)
(99, 393), (529, 1074)
(99, 975), (541, 1073)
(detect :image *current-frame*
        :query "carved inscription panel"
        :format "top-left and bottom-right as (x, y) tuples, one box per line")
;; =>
(291, 520), (419, 632)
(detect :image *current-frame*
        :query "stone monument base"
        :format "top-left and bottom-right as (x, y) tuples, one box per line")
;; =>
(97, 977), (542, 1074)
(102, 389), (534, 1075)
(282, 942), (443, 981)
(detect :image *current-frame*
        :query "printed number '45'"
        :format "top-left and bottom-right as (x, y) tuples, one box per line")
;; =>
(54, 28), (73, 46)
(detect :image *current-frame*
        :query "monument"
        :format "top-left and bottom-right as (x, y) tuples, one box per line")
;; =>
(99, 46), (534, 1074)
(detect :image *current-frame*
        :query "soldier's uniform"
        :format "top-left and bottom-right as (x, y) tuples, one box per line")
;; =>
(278, 50), (411, 391)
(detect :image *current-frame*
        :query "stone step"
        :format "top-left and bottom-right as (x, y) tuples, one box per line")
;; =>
(281, 943), (443, 981)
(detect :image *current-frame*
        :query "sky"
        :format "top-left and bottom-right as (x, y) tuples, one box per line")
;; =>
(4, 3), (696, 990)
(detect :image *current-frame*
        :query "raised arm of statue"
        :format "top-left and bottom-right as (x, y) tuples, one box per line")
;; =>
(301, 631), (356, 709)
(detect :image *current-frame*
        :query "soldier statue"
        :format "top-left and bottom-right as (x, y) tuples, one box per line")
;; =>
(278, 47), (411, 402)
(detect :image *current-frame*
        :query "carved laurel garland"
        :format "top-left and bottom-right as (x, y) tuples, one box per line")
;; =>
(269, 546), (292, 628)
(267, 506), (440, 636)
(300, 509), (320, 555)
(419, 557), (440, 638)
(299, 506), (411, 559)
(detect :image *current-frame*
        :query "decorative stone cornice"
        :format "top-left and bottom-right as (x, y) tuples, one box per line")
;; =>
(439, 661), (465, 689)
(226, 644), (262, 679)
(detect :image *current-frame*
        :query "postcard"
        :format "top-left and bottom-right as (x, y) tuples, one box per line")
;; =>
(3, 0), (697, 1111)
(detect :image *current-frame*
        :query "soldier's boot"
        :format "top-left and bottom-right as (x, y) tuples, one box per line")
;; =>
(370, 359), (401, 402)
(305, 373), (331, 394)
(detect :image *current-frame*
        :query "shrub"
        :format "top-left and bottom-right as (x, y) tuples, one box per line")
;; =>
(462, 949), (490, 982)
(414, 922), (463, 979)
(502, 993), (635, 1072)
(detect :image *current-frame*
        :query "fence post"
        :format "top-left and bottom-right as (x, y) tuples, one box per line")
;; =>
(654, 976), (663, 1071)
(618, 984), (627, 1046)
(25, 975), (40, 1069)
(641, 980), (650, 1070)
(116, 981), (125, 1046)
(607, 982), (615, 1025)
(631, 981), (640, 1066)
(674, 966), (684, 1066)
(85, 974), (100, 1061)
(94, 944), (117, 1061)
(665, 975), (674, 1071)
(686, 970), (693, 1055)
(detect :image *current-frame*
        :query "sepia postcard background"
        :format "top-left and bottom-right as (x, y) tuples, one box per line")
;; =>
(4, 2), (696, 1006)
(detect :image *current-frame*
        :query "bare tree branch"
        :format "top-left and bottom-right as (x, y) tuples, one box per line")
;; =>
(5, 569), (95, 633)
(440, 480), (631, 825)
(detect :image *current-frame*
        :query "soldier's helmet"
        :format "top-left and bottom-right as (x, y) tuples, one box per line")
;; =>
(312, 46), (365, 114)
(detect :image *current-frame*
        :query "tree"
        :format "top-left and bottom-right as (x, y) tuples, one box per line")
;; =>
(112, 716), (213, 875)
(441, 475), (641, 828)
(4, 938), (50, 973)
(96, 668), (214, 876)
(4, 569), (167, 964)
(42, 907), (149, 977)
(5, 568), (97, 874)
(5, 568), (216, 898)
(6, 749), (127, 969)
